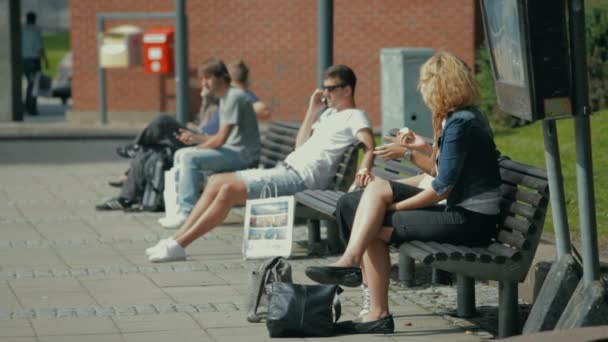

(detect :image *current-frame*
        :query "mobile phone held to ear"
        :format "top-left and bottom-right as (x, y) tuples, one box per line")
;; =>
(321, 97), (327, 105)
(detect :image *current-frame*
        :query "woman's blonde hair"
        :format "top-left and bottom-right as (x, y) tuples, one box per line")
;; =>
(418, 50), (480, 175)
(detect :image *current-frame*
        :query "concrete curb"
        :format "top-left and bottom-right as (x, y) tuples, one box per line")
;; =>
(0, 123), (143, 140)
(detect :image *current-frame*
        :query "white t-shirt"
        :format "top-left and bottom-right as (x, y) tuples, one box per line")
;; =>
(284, 107), (371, 190)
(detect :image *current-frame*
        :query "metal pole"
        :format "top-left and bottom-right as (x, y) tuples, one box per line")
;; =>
(96, 15), (108, 124)
(174, 0), (190, 124)
(568, 0), (600, 284)
(317, 0), (333, 87)
(9, 0), (23, 121)
(542, 120), (572, 257)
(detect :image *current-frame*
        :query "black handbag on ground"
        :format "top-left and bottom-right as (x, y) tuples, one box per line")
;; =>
(266, 282), (342, 337)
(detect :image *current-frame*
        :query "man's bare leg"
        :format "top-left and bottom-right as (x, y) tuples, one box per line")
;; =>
(174, 173), (234, 240)
(176, 173), (248, 248)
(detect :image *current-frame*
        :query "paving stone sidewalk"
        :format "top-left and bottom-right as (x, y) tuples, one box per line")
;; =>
(0, 141), (499, 342)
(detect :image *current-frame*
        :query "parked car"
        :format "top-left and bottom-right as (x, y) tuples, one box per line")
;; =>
(51, 52), (72, 104)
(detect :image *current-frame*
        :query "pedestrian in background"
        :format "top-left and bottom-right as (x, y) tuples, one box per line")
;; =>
(22, 11), (49, 116)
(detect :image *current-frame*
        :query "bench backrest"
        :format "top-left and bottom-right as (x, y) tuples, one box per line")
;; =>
(259, 121), (361, 192)
(494, 157), (549, 282)
(259, 121), (299, 168)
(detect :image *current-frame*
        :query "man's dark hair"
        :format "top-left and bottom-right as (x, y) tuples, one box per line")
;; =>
(199, 58), (231, 84)
(324, 64), (357, 96)
(26, 12), (36, 24)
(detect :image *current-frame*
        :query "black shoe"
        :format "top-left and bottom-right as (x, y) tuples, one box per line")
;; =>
(108, 180), (124, 188)
(335, 315), (395, 334)
(115, 144), (139, 158)
(95, 197), (131, 211)
(305, 266), (362, 287)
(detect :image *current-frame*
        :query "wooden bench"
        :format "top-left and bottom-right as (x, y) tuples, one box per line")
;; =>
(399, 157), (549, 338)
(295, 155), (549, 338)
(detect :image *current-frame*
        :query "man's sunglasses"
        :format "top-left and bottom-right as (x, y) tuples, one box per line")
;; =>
(322, 84), (347, 92)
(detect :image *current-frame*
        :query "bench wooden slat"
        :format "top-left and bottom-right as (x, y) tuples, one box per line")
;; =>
(260, 148), (290, 163)
(271, 121), (301, 131)
(436, 243), (464, 260)
(497, 229), (530, 250)
(259, 156), (280, 168)
(400, 242), (435, 264)
(410, 241), (448, 261)
(502, 215), (535, 235)
(293, 192), (336, 217)
(268, 125), (299, 136)
(500, 168), (548, 193)
(323, 190), (345, 202)
(265, 130), (296, 147)
(260, 137), (295, 155)
(371, 167), (404, 181)
(374, 158), (420, 176)
(499, 157), (548, 179)
(502, 199), (537, 221)
(308, 191), (340, 207)
(471, 247), (501, 263)
(448, 245), (477, 261)
(488, 242), (523, 261)
(500, 184), (543, 207)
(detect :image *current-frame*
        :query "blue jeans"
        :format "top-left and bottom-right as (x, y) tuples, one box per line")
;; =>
(174, 146), (249, 214)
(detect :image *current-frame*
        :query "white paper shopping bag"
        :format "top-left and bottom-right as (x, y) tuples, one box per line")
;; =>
(242, 183), (294, 260)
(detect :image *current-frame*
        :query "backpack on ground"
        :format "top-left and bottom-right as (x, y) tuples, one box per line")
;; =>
(246, 256), (292, 323)
(141, 146), (173, 212)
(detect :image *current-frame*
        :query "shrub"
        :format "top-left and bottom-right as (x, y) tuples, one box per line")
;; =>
(586, 8), (608, 112)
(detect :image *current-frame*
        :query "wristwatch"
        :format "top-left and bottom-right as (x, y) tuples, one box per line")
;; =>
(403, 149), (413, 162)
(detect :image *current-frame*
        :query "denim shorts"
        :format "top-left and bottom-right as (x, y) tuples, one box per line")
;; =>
(236, 162), (307, 199)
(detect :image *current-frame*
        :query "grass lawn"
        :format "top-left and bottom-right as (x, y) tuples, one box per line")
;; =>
(43, 31), (70, 78)
(493, 111), (608, 246)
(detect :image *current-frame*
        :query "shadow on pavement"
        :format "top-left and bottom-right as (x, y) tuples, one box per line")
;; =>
(0, 139), (132, 164)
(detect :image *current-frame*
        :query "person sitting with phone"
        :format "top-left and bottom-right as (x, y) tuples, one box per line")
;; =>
(96, 58), (262, 212)
(145, 64), (375, 262)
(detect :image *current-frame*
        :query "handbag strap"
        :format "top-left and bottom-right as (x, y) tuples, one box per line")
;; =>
(333, 286), (343, 323)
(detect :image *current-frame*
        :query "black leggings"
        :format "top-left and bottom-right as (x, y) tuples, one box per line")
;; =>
(335, 181), (499, 247)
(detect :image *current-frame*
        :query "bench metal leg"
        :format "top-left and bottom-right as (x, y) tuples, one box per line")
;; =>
(498, 281), (519, 338)
(307, 219), (321, 253)
(398, 245), (415, 287)
(324, 220), (344, 254)
(456, 274), (476, 317)
(432, 268), (452, 285)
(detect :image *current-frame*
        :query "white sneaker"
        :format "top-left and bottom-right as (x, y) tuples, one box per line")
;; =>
(145, 238), (170, 257)
(159, 212), (188, 229)
(148, 239), (187, 263)
(358, 283), (370, 317)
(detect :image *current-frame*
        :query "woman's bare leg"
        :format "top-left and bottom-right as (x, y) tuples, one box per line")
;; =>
(332, 179), (393, 267)
(361, 238), (392, 322)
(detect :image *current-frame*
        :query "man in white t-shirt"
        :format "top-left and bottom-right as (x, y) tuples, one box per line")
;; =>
(146, 64), (376, 262)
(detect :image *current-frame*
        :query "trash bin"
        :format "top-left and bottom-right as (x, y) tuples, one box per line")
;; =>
(143, 27), (175, 74)
(99, 25), (143, 68)
(380, 48), (435, 140)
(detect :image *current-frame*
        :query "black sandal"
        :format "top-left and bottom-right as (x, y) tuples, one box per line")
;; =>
(115, 144), (139, 159)
(95, 197), (131, 211)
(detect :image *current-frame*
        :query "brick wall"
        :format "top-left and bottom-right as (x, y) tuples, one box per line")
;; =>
(71, 0), (478, 125)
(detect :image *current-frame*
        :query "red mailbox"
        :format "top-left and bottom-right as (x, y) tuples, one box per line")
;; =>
(143, 27), (175, 74)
